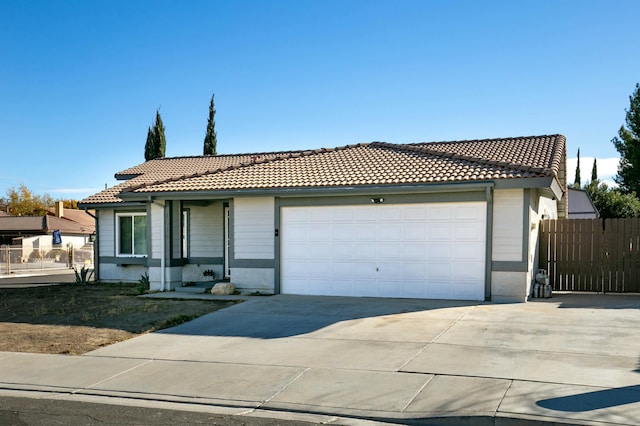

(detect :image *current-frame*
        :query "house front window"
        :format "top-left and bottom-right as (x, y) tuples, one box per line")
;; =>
(117, 212), (147, 256)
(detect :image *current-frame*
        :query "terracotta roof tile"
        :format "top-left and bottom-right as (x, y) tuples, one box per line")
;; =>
(80, 135), (566, 205)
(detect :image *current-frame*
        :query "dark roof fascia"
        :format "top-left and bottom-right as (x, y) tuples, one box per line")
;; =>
(117, 181), (496, 202)
(79, 201), (146, 210)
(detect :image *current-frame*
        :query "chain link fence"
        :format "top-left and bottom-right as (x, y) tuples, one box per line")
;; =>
(0, 244), (94, 276)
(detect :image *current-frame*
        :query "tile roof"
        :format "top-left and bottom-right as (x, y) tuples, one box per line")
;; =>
(47, 208), (96, 233)
(0, 215), (93, 235)
(80, 135), (566, 205)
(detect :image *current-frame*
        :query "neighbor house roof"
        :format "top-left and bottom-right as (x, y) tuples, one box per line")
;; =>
(0, 215), (93, 235)
(567, 187), (599, 218)
(47, 207), (96, 233)
(80, 135), (567, 206)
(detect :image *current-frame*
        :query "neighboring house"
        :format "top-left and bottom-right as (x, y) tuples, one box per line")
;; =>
(80, 134), (567, 302)
(567, 187), (599, 219)
(0, 203), (95, 260)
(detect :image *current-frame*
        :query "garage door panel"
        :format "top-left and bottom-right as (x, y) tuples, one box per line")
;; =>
(285, 225), (308, 242)
(332, 208), (354, 221)
(402, 282), (428, 298)
(379, 206), (403, 221)
(353, 261), (377, 277)
(453, 242), (485, 260)
(377, 262), (402, 278)
(353, 243), (377, 259)
(331, 262), (354, 279)
(308, 208), (331, 222)
(454, 282), (483, 299)
(429, 205), (455, 221)
(286, 243), (309, 259)
(352, 280), (375, 296)
(353, 223), (377, 241)
(285, 209), (309, 222)
(354, 207), (377, 221)
(281, 203), (486, 300)
(377, 223), (402, 240)
(454, 263), (485, 280)
(402, 243), (426, 259)
(403, 263), (426, 280)
(306, 243), (333, 260)
(454, 222), (485, 240)
(377, 243), (403, 259)
(429, 223), (453, 240)
(332, 223), (354, 240)
(455, 205), (484, 220)
(308, 226), (330, 241)
(426, 243), (452, 260)
(403, 206), (428, 221)
(402, 222), (427, 240)
(426, 262), (452, 280)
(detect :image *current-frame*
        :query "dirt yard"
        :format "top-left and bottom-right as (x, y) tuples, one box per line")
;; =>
(0, 282), (237, 355)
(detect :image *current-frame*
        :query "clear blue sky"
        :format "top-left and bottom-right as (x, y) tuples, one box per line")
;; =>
(1, 0), (638, 200)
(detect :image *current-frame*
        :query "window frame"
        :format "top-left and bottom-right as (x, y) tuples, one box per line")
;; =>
(182, 208), (190, 259)
(115, 212), (148, 257)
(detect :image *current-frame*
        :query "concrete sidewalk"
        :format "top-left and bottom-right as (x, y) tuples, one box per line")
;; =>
(1, 294), (639, 425)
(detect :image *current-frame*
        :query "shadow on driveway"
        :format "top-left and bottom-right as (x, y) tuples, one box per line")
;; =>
(537, 385), (640, 412)
(157, 295), (479, 339)
(549, 293), (640, 310)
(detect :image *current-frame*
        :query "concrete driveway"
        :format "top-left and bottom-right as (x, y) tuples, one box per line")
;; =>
(2, 293), (640, 425)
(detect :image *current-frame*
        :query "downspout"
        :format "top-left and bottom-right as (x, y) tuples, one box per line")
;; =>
(150, 198), (166, 292)
(485, 186), (493, 301)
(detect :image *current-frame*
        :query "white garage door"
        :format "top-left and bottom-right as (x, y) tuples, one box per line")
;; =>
(281, 202), (486, 300)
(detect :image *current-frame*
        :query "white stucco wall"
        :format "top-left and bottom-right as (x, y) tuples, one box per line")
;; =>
(490, 191), (559, 303)
(182, 264), (224, 283)
(150, 202), (164, 259)
(233, 197), (275, 260)
(492, 189), (523, 261)
(99, 263), (146, 283)
(230, 267), (275, 293)
(98, 209), (114, 256)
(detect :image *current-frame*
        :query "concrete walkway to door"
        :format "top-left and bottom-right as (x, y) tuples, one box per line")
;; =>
(1, 293), (640, 425)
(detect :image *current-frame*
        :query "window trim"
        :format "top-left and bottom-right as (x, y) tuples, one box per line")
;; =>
(182, 208), (190, 259)
(116, 212), (148, 257)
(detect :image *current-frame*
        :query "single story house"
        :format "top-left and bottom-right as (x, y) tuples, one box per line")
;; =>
(567, 187), (599, 219)
(80, 134), (567, 302)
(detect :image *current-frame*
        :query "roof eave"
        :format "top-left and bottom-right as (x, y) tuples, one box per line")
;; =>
(115, 181), (497, 202)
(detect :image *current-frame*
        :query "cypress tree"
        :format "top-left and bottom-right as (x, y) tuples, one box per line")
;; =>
(591, 158), (598, 183)
(203, 94), (218, 155)
(574, 148), (581, 188)
(144, 126), (155, 161)
(144, 110), (166, 161)
(154, 110), (166, 158)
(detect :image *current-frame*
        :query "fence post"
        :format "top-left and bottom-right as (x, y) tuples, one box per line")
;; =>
(3, 245), (8, 275)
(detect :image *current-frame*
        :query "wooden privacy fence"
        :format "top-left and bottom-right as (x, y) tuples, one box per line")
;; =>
(539, 218), (640, 293)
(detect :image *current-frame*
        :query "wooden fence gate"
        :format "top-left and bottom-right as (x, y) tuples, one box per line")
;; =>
(539, 218), (640, 293)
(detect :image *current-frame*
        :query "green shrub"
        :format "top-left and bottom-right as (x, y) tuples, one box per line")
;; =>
(74, 265), (94, 284)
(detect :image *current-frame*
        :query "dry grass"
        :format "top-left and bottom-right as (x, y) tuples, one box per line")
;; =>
(0, 283), (238, 355)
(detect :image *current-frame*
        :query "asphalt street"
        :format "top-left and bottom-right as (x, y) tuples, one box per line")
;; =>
(0, 270), (75, 288)
(0, 395), (320, 426)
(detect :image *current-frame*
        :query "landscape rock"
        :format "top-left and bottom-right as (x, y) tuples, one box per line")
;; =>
(210, 283), (235, 295)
